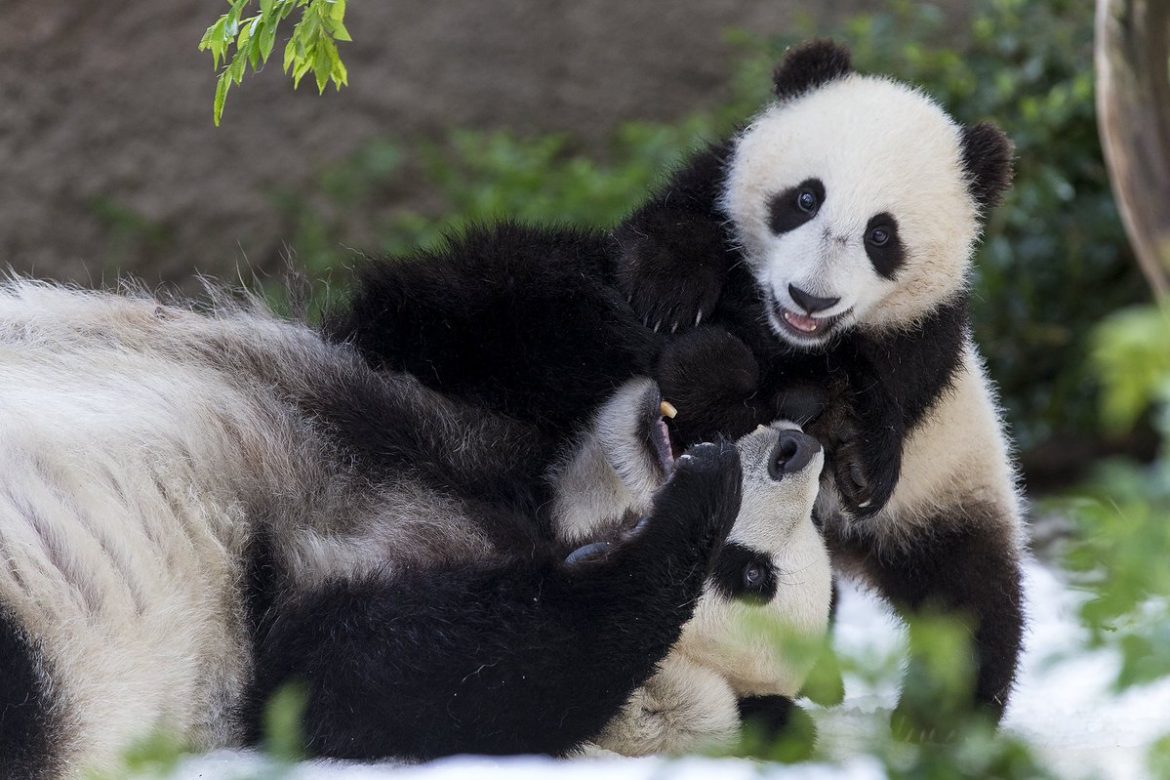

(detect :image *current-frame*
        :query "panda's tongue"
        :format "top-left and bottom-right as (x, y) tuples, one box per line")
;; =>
(783, 310), (820, 333)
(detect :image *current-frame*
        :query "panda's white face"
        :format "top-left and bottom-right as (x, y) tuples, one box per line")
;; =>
(721, 74), (981, 348)
(678, 422), (831, 697)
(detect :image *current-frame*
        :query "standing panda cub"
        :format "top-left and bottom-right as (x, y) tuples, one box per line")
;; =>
(550, 380), (832, 755)
(615, 40), (1025, 725)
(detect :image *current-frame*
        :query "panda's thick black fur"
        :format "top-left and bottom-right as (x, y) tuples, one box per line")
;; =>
(330, 40), (1025, 727)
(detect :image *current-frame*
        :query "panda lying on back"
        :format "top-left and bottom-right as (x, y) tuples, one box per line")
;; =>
(0, 281), (830, 777)
(330, 40), (1024, 727)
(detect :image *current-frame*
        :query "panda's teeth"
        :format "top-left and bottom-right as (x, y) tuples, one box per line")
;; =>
(782, 310), (819, 333)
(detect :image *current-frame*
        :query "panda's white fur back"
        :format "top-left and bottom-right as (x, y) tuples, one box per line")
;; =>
(0, 283), (278, 772)
(0, 282), (498, 773)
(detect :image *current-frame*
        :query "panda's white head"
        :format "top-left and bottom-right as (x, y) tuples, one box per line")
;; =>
(721, 40), (1013, 347)
(548, 379), (832, 698)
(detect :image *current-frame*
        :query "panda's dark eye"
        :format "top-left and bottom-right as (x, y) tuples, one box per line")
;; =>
(864, 212), (904, 280)
(769, 179), (825, 234)
(743, 562), (764, 589)
(867, 226), (890, 247)
(796, 189), (819, 214)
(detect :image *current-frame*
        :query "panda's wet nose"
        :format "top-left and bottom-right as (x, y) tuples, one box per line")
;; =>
(768, 430), (821, 479)
(788, 284), (839, 314)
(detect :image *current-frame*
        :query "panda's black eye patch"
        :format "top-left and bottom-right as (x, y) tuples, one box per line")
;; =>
(768, 178), (825, 235)
(864, 212), (904, 279)
(711, 542), (778, 603)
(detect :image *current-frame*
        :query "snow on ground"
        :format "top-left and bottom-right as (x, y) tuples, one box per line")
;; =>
(173, 560), (1170, 780)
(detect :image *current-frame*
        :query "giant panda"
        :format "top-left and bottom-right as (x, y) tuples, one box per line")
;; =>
(327, 41), (1023, 730)
(612, 40), (1025, 726)
(0, 280), (830, 777)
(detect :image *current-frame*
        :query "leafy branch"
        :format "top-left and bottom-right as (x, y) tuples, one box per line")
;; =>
(199, 0), (352, 126)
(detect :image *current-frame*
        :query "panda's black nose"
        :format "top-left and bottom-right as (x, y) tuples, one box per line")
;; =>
(768, 430), (821, 480)
(789, 284), (840, 314)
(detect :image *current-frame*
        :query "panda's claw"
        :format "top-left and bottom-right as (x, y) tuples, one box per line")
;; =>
(564, 541), (612, 569)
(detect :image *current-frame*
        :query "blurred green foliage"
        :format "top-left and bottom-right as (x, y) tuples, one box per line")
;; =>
(1042, 301), (1170, 775)
(1066, 305), (1170, 682)
(278, 0), (1146, 455)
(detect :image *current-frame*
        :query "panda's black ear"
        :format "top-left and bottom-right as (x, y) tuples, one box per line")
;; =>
(960, 122), (1015, 211)
(773, 39), (853, 101)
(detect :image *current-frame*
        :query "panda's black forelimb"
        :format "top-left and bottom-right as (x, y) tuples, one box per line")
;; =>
(612, 140), (738, 333)
(324, 222), (659, 441)
(243, 440), (743, 760)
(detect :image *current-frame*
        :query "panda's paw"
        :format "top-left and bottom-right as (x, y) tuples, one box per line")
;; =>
(657, 327), (763, 444)
(655, 439), (742, 553)
(827, 416), (900, 518)
(613, 221), (728, 333)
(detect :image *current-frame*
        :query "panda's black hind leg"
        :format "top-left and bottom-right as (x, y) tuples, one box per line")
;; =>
(831, 509), (1024, 732)
(245, 440), (742, 761)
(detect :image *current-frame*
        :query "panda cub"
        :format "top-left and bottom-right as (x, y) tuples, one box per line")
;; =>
(614, 40), (1025, 723)
(551, 381), (831, 755)
(0, 281), (755, 778)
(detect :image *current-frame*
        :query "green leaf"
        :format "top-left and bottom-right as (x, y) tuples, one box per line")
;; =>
(314, 40), (333, 93)
(283, 36), (299, 74)
(213, 72), (231, 127)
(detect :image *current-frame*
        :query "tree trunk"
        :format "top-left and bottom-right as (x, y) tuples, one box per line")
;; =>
(1096, 0), (1170, 297)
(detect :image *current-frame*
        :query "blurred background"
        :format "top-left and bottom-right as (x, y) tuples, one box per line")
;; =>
(7, 0), (1170, 775)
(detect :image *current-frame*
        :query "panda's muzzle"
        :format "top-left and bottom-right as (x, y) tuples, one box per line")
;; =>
(768, 430), (821, 480)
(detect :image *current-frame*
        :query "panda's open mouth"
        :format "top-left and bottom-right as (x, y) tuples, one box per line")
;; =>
(767, 295), (850, 345)
(645, 396), (684, 474)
